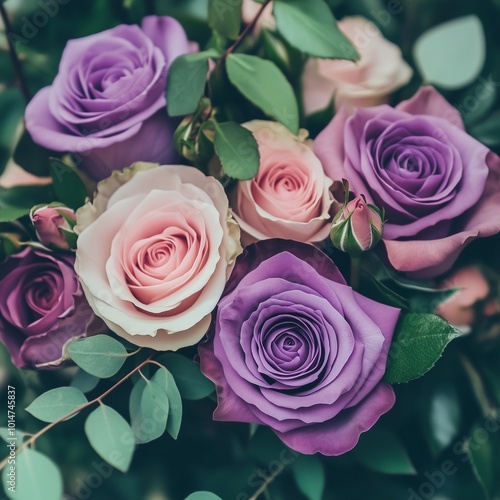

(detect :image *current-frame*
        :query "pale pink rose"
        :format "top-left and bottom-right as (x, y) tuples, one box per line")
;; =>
(232, 120), (334, 244)
(302, 16), (413, 114)
(31, 204), (76, 250)
(75, 163), (242, 350)
(436, 266), (489, 328)
(241, 0), (275, 32)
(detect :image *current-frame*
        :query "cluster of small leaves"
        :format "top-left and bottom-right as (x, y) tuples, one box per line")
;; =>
(0, 336), (217, 500)
(166, 0), (359, 182)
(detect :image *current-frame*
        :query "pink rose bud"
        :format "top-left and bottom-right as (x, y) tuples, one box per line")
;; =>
(436, 266), (490, 328)
(30, 204), (77, 250)
(330, 195), (384, 256)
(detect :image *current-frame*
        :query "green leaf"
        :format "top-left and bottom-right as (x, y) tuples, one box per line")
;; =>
(291, 454), (325, 500)
(3, 449), (63, 500)
(50, 159), (87, 210)
(185, 493), (223, 500)
(226, 53), (299, 133)
(213, 121), (260, 180)
(208, 0), (242, 40)
(167, 51), (218, 117)
(154, 366), (183, 440)
(0, 184), (55, 223)
(25, 387), (88, 423)
(273, 0), (359, 60)
(384, 313), (463, 384)
(13, 128), (57, 177)
(471, 110), (500, 148)
(65, 335), (128, 378)
(351, 424), (416, 475)
(0, 427), (26, 442)
(158, 352), (215, 400)
(70, 369), (101, 394)
(467, 421), (497, 499)
(0, 88), (25, 175)
(85, 405), (135, 472)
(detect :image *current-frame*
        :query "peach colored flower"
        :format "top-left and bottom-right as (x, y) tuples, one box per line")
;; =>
(232, 120), (334, 244)
(302, 16), (413, 114)
(437, 266), (489, 328)
(241, 0), (275, 32)
(75, 162), (242, 350)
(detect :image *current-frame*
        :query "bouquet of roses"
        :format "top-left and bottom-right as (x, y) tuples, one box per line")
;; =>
(1, 0), (500, 499)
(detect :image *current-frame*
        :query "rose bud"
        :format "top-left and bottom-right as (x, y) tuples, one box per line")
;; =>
(330, 195), (384, 256)
(436, 266), (490, 328)
(30, 204), (77, 250)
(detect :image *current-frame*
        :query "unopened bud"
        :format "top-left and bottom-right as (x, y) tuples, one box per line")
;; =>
(30, 203), (77, 250)
(330, 195), (384, 256)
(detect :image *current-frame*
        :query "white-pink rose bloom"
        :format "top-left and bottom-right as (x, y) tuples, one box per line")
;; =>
(302, 16), (413, 114)
(232, 120), (334, 244)
(75, 163), (242, 350)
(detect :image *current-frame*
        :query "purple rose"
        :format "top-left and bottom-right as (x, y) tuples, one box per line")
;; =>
(315, 86), (500, 278)
(25, 16), (190, 180)
(0, 248), (101, 368)
(198, 239), (400, 456)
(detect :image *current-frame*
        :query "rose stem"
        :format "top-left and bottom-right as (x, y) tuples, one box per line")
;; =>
(350, 255), (361, 291)
(223, 0), (273, 59)
(0, 3), (31, 103)
(0, 355), (155, 472)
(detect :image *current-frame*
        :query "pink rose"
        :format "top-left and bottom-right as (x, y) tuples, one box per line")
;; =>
(302, 16), (413, 114)
(75, 163), (242, 350)
(31, 204), (76, 250)
(231, 120), (334, 244)
(436, 266), (489, 328)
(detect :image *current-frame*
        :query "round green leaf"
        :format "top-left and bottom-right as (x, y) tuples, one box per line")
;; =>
(274, 0), (359, 60)
(226, 53), (299, 133)
(25, 387), (88, 423)
(66, 335), (128, 378)
(291, 454), (325, 500)
(70, 369), (101, 394)
(208, 0), (242, 40)
(384, 313), (463, 384)
(3, 449), (63, 500)
(185, 493), (223, 500)
(213, 121), (260, 180)
(158, 352), (215, 400)
(414, 15), (485, 90)
(84, 405), (135, 473)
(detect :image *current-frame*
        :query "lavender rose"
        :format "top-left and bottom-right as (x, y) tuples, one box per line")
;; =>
(198, 239), (400, 456)
(25, 17), (190, 180)
(0, 248), (101, 368)
(315, 86), (500, 278)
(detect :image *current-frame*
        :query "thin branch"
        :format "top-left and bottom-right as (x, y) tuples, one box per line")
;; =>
(224, 0), (272, 59)
(0, 3), (31, 102)
(0, 356), (152, 471)
(249, 462), (287, 500)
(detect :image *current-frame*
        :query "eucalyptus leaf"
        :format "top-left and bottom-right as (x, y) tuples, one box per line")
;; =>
(3, 449), (63, 500)
(226, 53), (299, 133)
(85, 405), (135, 472)
(413, 15), (486, 90)
(167, 50), (219, 117)
(50, 159), (87, 210)
(208, 0), (242, 40)
(25, 387), (88, 423)
(274, 0), (359, 60)
(158, 352), (215, 400)
(384, 313), (462, 384)
(352, 424), (416, 475)
(0, 427), (26, 442)
(213, 121), (260, 180)
(70, 369), (101, 394)
(185, 493), (223, 500)
(66, 335), (128, 378)
(291, 454), (325, 500)
(153, 366), (183, 440)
